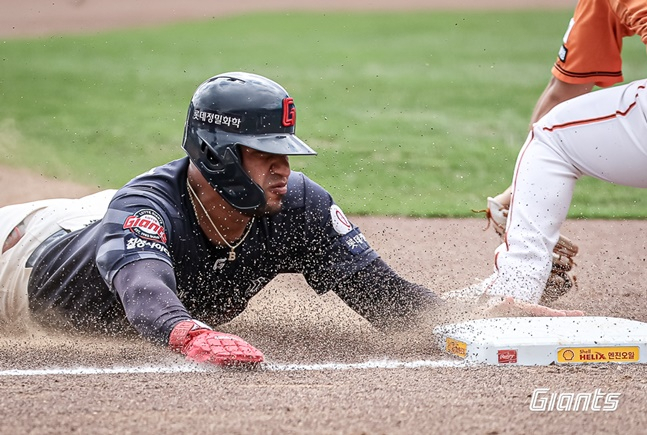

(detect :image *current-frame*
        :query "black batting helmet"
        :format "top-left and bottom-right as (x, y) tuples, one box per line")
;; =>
(182, 72), (316, 213)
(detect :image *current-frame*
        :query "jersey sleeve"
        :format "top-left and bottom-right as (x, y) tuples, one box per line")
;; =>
(613, 0), (647, 45)
(551, 0), (633, 87)
(332, 258), (440, 329)
(95, 191), (174, 289)
(292, 175), (379, 294)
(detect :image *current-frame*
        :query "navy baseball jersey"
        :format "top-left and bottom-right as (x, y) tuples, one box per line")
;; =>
(27, 158), (379, 335)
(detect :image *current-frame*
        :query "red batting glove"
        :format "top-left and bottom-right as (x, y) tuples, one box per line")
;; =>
(168, 320), (264, 366)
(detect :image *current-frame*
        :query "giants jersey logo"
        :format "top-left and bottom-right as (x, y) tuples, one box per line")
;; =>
(123, 209), (168, 243)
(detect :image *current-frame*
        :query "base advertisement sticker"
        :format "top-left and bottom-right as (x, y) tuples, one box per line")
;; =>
(557, 346), (639, 363)
(446, 337), (467, 359)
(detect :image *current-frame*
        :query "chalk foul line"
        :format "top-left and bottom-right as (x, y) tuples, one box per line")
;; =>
(0, 359), (465, 376)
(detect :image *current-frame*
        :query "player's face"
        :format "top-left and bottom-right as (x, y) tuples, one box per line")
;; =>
(240, 146), (290, 215)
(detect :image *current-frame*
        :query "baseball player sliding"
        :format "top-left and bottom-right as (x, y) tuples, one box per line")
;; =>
(477, 0), (647, 306)
(0, 72), (443, 367)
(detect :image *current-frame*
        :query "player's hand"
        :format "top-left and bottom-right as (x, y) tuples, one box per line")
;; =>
(168, 320), (264, 366)
(478, 295), (584, 318)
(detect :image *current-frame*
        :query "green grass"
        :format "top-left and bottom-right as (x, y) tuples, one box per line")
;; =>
(1, 10), (646, 217)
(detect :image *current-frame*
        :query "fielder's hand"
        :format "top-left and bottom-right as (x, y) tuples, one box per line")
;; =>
(477, 295), (584, 318)
(475, 197), (579, 304)
(169, 320), (264, 366)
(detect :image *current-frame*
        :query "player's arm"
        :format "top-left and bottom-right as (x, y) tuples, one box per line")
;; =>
(529, 77), (594, 125)
(493, 0), (620, 205)
(113, 259), (263, 366)
(295, 176), (439, 327)
(112, 259), (189, 341)
(333, 258), (441, 330)
(492, 78), (594, 206)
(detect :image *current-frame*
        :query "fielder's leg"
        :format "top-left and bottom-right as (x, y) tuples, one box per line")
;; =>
(487, 78), (647, 304)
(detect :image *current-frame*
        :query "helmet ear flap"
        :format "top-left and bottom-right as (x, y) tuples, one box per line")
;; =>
(222, 144), (242, 166)
(201, 139), (223, 169)
(189, 136), (265, 214)
(196, 138), (239, 180)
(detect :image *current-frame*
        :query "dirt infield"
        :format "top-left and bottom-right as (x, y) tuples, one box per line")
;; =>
(2, 217), (647, 434)
(2, 1), (646, 434)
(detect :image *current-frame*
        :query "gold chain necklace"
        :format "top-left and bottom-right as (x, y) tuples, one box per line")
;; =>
(186, 179), (254, 261)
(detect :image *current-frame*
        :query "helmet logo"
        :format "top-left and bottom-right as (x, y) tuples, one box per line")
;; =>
(282, 97), (296, 127)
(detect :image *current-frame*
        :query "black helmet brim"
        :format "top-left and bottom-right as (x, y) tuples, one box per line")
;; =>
(199, 129), (317, 156)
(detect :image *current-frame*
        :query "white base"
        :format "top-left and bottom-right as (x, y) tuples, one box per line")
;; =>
(433, 317), (647, 366)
